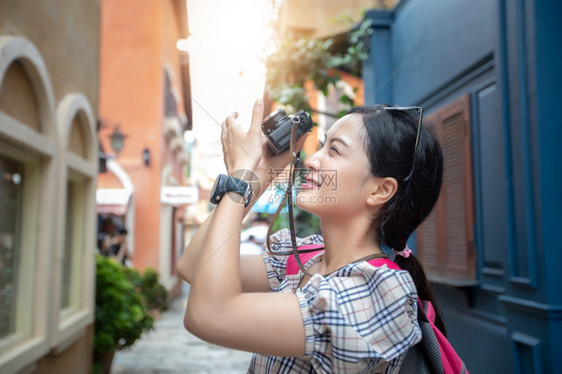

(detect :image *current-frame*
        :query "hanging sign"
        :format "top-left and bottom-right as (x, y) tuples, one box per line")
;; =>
(160, 186), (198, 205)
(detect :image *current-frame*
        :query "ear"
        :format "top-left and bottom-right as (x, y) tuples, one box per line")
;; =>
(366, 177), (398, 207)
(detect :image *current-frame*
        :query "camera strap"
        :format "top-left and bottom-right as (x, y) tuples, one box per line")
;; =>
(265, 116), (316, 276)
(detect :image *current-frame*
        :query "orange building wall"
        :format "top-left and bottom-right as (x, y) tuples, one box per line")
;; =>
(100, 0), (187, 272)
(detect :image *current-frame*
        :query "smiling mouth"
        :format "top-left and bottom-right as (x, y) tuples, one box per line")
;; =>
(301, 177), (320, 190)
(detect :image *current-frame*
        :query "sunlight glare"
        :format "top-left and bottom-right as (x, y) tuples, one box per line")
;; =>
(188, 0), (277, 144)
(218, 0), (270, 59)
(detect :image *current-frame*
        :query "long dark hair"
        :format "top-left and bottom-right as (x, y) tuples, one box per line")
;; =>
(348, 105), (447, 335)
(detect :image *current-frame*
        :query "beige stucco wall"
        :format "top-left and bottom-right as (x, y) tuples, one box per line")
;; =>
(0, 0), (100, 111)
(33, 326), (95, 374)
(0, 1), (100, 373)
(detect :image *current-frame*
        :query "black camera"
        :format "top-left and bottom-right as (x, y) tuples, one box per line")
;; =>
(261, 108), (313, 156)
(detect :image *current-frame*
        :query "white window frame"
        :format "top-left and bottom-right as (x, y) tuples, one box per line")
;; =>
(0, 143), (40, 352)
(60, 176), (84, 315)
(50, 93), (97, 351)
(0, 36), (58, 374)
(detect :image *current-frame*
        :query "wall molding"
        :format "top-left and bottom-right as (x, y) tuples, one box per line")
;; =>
(419, 53), (495, 109)
(499, 295), (562, 318)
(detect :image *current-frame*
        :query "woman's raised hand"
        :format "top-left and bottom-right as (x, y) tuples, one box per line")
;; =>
(221, 98), (265, 174)
(221, 99), (309, 177)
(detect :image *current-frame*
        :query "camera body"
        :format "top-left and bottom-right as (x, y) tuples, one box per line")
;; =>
(261, 108), (313, 156)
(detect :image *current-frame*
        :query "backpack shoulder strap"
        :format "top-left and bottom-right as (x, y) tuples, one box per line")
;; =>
(367, 258), (402, 271)
(417, 299), (469, 374)
(286, 245), (324, 275)
(287, 251), (402, 275)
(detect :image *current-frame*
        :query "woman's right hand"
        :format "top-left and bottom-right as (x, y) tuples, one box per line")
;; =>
(222, 99), (309, 198)
(221, 99), (309, 177)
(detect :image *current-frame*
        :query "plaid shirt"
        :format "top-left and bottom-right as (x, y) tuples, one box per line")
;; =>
(248, 229), (421, 374)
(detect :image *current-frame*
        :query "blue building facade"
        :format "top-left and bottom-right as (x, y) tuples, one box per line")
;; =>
(362, 0), (561, 372)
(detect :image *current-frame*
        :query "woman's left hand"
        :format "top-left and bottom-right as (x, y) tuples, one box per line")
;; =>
(221, 99), (265, 174)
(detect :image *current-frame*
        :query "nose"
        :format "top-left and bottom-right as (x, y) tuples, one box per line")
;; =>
(303, 148), (322, 171)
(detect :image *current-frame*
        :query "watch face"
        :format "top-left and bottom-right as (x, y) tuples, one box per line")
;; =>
(230, 169), (260, 205)
(243, 185), (252, 200)
(211, 175), (220, 192)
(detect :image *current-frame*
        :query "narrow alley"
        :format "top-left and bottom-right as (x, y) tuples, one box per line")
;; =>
(111, 284), (253, 374)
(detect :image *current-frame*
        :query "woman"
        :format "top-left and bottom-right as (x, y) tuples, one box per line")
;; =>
(177, 99), (444, 373)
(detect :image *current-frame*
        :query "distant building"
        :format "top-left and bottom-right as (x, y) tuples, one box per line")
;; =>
(97, 0), (194, 293)
(0, 1), (100, 373)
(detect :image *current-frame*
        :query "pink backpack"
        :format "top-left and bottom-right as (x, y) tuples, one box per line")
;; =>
(286, 245), (468, 374)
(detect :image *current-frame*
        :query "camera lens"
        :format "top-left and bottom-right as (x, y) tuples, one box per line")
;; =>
(262, 108), (288, 134)
(261, 107), (311, 156)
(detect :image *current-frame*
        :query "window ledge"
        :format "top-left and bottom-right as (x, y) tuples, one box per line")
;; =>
(427, 275), (480, 307)
(427, 274), (479, 288)
(51, 309), (93, 353)
(0, 337), (48, 374)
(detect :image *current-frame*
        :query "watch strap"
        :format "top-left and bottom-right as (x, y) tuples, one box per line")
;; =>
(210, 174), (252, 207)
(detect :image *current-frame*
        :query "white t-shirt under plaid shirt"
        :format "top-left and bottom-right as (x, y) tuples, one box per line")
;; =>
(248, 229), (422, 373)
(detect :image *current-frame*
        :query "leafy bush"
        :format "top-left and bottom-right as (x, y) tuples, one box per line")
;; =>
(94, 255), (154, 354)
(140, 268), (169, 312)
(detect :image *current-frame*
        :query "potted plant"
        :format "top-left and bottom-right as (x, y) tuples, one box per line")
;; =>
(92, 255), (155, 374)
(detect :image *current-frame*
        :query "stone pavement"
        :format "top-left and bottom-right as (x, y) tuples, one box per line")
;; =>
(111, 284), (253, 374)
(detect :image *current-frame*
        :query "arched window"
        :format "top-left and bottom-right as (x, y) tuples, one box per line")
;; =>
(52, 93), (97, 346)
(0, 36), (97, 372)
(0, 36), (57, 363)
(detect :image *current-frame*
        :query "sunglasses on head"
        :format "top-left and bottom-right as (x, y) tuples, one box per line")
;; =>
(381, 106), (424, 151)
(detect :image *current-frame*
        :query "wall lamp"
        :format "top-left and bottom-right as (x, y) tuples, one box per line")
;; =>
(105, 123), (149, 167)
(109, 125), (126, 155)
(142, 148), (150, 166)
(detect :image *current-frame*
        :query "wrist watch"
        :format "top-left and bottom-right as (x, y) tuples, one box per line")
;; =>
(210, 174), (253, 207)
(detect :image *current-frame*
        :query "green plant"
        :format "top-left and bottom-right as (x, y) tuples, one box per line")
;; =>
(265, 16), (373, 115)
(266, 37), (338, 114)
(93, 255), (154, 354)
(139, 268), (169, 312)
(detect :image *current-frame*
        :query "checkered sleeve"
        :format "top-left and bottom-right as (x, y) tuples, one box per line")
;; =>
(260, 229), (323, 291)
(296, 263), (422, 373)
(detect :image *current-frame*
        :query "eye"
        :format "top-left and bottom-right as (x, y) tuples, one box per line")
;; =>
(318, 138), (340, 154)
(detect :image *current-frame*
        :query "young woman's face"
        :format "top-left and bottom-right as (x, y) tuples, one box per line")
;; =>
(297, 113), (375, 218)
